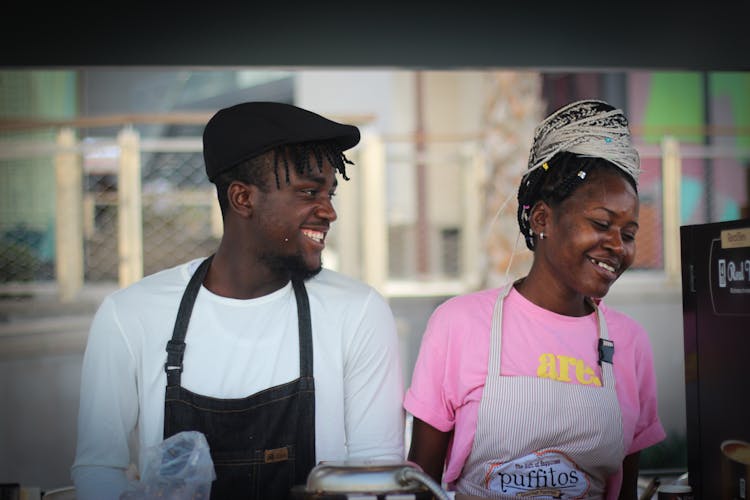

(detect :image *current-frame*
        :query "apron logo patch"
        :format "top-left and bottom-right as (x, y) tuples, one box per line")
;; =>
(264, 447), (290, 463)
(484, 449), (590, 499)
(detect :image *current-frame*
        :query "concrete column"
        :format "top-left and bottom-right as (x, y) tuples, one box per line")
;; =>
(481, 71), (542, 288)
(662, 136), (682, 283)
(54, 127), (84, 302)
(117, 127), (143, 288)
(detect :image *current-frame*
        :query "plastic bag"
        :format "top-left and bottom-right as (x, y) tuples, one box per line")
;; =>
(120, 430), (216, 499)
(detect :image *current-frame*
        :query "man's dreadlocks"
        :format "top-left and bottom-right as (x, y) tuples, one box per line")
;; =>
(213, 140), (354, 215)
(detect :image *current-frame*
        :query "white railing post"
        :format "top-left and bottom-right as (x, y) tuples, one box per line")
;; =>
(360, 132), (388, 296)
(661, 136), (682, 283)
(54, 127), (84, 302)
(117, 127), (143, 288)
(210, 195), (223, 239)
(332, 146), (361, 280)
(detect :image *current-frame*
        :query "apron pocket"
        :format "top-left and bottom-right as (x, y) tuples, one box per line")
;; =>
(253, 444), (297, 499)
(210, 459), (254, 499)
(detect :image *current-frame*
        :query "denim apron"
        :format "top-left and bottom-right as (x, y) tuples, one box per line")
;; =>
(456, 283), (624, 499)
(163, 255), (316, 499)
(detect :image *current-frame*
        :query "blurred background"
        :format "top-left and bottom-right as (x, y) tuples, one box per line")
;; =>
(1, 3), (748, 494)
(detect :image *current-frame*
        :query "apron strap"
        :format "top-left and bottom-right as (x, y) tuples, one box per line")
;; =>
(487, 282), (513, 378)
(165, 257), (315, 386)
(585, 297), (616, 388)
(292, 279), (313, 378)
(587, 299), (615, 365)
(165, 255), (213, 387)
(488, 284), (615, 382)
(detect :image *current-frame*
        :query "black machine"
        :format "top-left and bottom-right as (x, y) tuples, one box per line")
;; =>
(680, 219), (750, 499)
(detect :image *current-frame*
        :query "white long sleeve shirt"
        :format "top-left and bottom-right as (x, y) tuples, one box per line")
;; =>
(72, 258), (405, 500)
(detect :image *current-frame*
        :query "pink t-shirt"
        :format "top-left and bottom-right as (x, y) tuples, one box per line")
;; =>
(404, 286), (666, 498)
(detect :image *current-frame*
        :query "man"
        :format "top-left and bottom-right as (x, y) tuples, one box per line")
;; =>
(72, 101), (405, 499)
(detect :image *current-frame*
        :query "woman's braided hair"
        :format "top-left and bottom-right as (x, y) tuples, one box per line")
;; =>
(214, 140), (353, 214)
(516, 99), (641, 251)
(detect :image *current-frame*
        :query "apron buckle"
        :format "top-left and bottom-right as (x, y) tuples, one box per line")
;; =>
(165, 340), (186, 375)
(598, 338), (615, 365)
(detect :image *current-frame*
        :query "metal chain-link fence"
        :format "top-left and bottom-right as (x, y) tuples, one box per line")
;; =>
(2, 127), (744, 296)
(82, 147), (219, 281)
(0, 130), (480, 293)
(0, 132), (221, 288)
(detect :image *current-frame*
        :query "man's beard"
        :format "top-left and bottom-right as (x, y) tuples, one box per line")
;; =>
(259, 251), (323, 281)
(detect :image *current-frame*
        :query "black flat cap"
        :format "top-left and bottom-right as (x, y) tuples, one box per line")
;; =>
(202, 101), (361, 182)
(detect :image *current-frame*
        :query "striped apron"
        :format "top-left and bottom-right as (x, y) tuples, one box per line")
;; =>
(455, 284), (625, 499)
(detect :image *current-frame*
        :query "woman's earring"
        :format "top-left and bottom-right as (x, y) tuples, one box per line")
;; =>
(539, 232), (546, 240)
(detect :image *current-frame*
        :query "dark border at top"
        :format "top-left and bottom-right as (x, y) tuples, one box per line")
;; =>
(4, 3), (749, 71)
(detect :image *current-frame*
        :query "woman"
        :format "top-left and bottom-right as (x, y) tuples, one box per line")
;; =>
(404, 99), (666, 499)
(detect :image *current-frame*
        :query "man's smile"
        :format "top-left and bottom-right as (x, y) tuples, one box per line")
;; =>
(302, 229), (325, 244)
